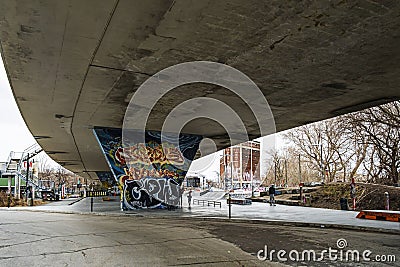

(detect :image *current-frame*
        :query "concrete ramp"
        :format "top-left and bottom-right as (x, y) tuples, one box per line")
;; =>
(198, 191), (227, 200)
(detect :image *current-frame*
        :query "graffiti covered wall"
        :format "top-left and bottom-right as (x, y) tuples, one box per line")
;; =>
(93, 127), (202, 209)
(95, 171), (116, 188)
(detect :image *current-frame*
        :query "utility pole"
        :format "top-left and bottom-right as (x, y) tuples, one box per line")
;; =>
(312, 139), (324, 184)
(285, 159), (288, 187)
(25, 153), (29, 202)
(251, 147), (254, 197)
(230, 158), (233, 191)
(274, 159), (278, 185)
(224, 155), (227, 191)
(320, 140), (324, 183)
(298, 154), (301, 184)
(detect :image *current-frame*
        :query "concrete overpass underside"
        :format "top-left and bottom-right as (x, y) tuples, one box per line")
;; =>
(1, 0), (400, 180)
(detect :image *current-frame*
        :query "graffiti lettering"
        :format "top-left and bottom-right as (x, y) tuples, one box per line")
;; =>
(94, 128), (202, 209)
(123, 143), (185, 166)
(124, 180), (161, 209)
(139, 177), (181, 206)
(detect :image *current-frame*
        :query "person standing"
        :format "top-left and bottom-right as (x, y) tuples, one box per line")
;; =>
(350, 178), (356, 210)
(187, 190), (192, 209)
(269, 184), (276, 206)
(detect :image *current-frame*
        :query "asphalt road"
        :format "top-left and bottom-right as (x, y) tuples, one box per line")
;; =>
(207, 221), (400, 266)
(1, 210), (399, 266)
(0, 211), (277, 267)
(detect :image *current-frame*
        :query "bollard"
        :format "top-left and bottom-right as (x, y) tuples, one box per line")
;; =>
(350, 179), (356, 210)
(384, 192), (389, 210)
(228, 193), (232, 219)
(90, 197), (94, 212)
(299, 186), (303, 201)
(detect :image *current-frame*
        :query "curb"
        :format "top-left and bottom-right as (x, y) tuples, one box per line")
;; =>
(2, 208), (399, 235)
(1, 208), (144, 217)
(68, 197), (85, 205)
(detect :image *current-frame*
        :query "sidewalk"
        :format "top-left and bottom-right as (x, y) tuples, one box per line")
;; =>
(3, 196), (399, 233)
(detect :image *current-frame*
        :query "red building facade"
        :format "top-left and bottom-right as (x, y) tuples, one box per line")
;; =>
(220, 141), (261, 190)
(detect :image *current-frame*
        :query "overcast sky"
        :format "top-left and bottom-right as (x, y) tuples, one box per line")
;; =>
(0, 55), (37, 162)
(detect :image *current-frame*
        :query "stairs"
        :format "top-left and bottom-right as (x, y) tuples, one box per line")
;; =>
(4, 151), (23, 173)
(3, 144), (44, 196)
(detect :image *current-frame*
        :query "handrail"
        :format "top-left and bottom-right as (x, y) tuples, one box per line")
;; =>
(13, 143), (44, 192)
(193, 199), (222, 208)
(5, 151), (23, 173)
(16, 172), (44, 190)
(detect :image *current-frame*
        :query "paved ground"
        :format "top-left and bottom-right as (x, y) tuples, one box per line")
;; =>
(0, 210), (398, 266)
(16, 196), (400, 232)
(0, 211), (273, 267)
(207, 221), (400, 266)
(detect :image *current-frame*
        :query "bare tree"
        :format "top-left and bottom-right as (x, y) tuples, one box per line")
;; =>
(284, 116), (367, 183)
(262, 149), (280, 186)
(352, 101), (400, 185)
(283, 101), (399, 185)
(263, 146), (325, 187)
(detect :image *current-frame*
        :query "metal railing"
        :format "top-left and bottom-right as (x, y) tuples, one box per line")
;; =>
(5, 151), (23, 173)
(227, 198), (252, 205)
(85, 190), (108, 197)
(193, 199), (222, 208)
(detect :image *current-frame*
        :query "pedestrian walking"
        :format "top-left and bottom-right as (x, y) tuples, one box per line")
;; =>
(269, 184), (276, 206)
(187, 190), (192, 209)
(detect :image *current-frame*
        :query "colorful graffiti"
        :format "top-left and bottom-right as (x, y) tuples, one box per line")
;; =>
(95, 171), (116, 188)
(93, 127), (202, 209)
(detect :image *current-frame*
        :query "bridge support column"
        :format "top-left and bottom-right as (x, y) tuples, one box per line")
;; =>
(94, 127), (202, 210)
